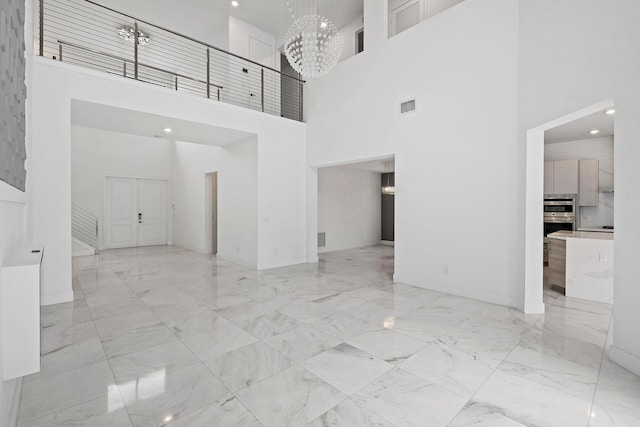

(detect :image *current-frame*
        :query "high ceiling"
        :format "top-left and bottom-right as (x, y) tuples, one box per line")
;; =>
(217, 0), (364, 36)
(545, 108), (615, 144)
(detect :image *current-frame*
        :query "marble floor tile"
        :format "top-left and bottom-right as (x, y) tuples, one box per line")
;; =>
(518, 323), (605, 369)
(455, 313), (533, 345)
(204, 341), (293, 392)
(101, 322), (179, 359)
(108, 340), (200, 383)
(118, 362), (230, 427)
(498, 346), (599, 401)
(353, 368), (468, 427)
(311, 310), (380, 341)
(306, 398), (395, 427)
(19, 245), (633, 427)
(33, 337), (106, 380)
(166, 310), (259, 360)
(399, 340), (497, 398)
(448, 401), (529, 427)
(236, 365), (347, 427)
(237, 311), (303, 340)
(19, 361), (116, 423)
(390, 305), (470, 343)
(436, 327), (517, 368)
(41, 299), (93, 327)
(311, 292), (367, 313)
(40, 318), (99, 355)
(347, 328), (426, 365)
(302, 343), (394, 395)
(93, 309), (160, 338)
(590, 359), (640, 424)
(17, 394), (132, 427)
(214, 301), (272, 324)
(167, 395), (262, 427)
(277, 300), (333, 323)
(472, 371), (592, 427)
(85, 294), (149, 321)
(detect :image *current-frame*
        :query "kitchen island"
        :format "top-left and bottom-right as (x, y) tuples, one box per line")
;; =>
(547, 230), (613, 303)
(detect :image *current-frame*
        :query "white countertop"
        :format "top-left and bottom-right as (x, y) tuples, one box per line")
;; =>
(548, 230), (613, 241)
(577, 227), (614, 233)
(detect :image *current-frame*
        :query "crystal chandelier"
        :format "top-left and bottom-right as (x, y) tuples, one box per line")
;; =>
(284, 0), (342, 78)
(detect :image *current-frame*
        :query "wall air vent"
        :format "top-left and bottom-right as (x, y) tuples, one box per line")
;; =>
(318, 232), (326, 247)
(400, 99), (416, 114)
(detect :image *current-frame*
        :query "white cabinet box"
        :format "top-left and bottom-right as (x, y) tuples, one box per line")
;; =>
(544, 160), (578, 195)
(579, 159), (599, 206)
(2, 245), (43, 380)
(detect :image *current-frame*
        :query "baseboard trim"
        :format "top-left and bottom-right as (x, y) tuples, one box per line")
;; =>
(609, 345), (640, 377)
(5, 377), (22, 427)
(524, 301), (546, 314)
(41, 291), (74, 306)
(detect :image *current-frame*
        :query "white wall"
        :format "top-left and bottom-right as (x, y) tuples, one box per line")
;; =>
(31, 56), (306, 306)
(227, 16), (280, 116)
(337, 16), (364, 63)
(611, 0), (640, 376)
(318, 167), (381, 253)
(91, 0), (230, 49)
(544, 136), (614, 228)
(0, 192), (27, 427)
(515, 0), (640, 374)
(306, 0), (519, 306)
(228, 15), (277, 65)
(172, 138), (258, 267)
(70, 127), (173, 249)
(544, 137), (614, 162)
(0, 0), (33, 422)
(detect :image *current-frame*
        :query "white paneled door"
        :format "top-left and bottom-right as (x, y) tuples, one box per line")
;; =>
(105, 177), (167, 249)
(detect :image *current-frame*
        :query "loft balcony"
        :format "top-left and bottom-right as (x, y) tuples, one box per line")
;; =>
(34, 0), (305, 122)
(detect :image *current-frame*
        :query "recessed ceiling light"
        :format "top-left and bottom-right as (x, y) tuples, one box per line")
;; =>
(589, 129), (600, 135)
(605, 108), (616, 115)
(163, 127), (172, 133)
(231, 1), (239, 6)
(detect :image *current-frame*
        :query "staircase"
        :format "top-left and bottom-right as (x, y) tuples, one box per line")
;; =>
(71, 204), (99, 256)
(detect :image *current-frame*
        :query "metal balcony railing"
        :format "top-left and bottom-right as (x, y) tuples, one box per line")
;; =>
(71, 204), (99, 254)
(35, 0), (304, 121)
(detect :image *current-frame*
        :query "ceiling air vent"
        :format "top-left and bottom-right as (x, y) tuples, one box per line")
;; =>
(400, 99), (416, 114)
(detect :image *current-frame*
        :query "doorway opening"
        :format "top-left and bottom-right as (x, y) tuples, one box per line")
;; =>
(205, 172), (218, 255)
(316, 156), (395, 274)
(524, 99), (614, 313)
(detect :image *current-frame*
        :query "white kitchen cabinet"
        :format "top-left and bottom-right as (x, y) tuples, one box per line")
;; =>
(579, 159), (599, 206)
(544, 162), (554, 194)
(599, 159), (614, 192)
(544, 160), (579, 195)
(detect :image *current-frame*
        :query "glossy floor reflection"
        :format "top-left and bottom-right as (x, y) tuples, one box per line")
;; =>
(17, 245), (640, 426)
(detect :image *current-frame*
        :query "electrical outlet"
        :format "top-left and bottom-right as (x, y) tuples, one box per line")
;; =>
(599, 253), (608, 262)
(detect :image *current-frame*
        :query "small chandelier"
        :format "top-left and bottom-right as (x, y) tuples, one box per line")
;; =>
(382, 165), (395, 195)
(117, 26), (150, 46)
(284, 0), (342, 78)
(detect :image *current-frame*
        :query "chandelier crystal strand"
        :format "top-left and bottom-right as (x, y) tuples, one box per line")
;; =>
(284, 0), (342, 78)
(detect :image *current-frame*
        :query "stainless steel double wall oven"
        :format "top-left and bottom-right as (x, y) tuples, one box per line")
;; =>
(544, 194), (576, 236)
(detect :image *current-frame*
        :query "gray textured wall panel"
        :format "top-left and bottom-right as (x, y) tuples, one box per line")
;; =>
(0, 0), (27, 191)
